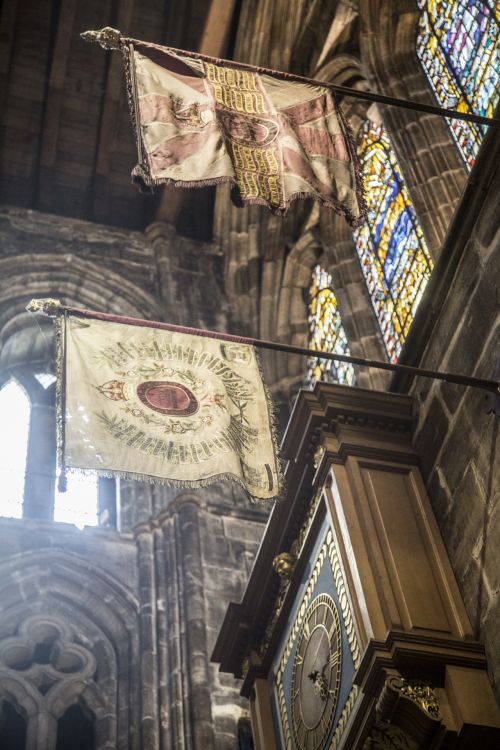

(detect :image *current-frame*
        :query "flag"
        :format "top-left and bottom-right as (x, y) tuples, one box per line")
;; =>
(123, 40), (366, 226)
(59, 312), (281, 500)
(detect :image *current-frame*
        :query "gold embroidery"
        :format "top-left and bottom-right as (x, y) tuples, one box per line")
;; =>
(206, 63), (266, 115)
(232, 144), (281, 203)
(205, 61), (283, 206)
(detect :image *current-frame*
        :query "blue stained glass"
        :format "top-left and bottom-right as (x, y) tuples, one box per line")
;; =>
(417, 1), (500, 168)
(354, 121), (433, 363)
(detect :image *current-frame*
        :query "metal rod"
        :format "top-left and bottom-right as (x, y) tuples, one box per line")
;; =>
(132, 37), (500, 129)
(80, 28), (500, 130)
(29, 300), (500, 396)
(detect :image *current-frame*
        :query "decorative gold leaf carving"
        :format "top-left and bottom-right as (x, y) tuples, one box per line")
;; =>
(272, 552), (296, 579)
(397, 678), (441, 720)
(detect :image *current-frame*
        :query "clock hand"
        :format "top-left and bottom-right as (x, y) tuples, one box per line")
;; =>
(308, 669), (329, 701)
(310, 631), (327, 672)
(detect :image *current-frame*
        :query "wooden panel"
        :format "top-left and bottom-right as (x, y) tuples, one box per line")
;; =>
(359, 463), (452, 633)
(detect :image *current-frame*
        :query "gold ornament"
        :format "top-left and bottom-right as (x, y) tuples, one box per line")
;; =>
(26, 298), (62, 317)
(80, 27), (122, 50)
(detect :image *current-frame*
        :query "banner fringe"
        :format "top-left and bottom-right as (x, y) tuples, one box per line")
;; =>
(54, 314), (68, 493)
(63, 465), (278, 505)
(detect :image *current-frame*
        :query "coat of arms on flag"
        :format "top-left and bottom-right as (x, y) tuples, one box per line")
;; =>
(52, 309), (281, 501)
(121, 39), (366, 227)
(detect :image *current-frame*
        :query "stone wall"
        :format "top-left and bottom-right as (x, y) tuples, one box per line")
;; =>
(406, 129), (500, 699)
(0, 490), (266, 749)
(0, 205), (269, 748)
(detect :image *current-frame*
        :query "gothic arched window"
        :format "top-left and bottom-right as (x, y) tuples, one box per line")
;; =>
(307, 265), (355, 386)
(416, 0), (500, 168)
(54, 474), (99, 529)
(56, 703), (95, 750)
(0, 379), (30, 519)
(353, 121), (433, 363)
(0, 700), (27, 749)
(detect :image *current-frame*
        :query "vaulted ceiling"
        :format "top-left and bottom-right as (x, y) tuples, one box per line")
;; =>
(0, 0), (231, 235)
(0, 0), (365, 240)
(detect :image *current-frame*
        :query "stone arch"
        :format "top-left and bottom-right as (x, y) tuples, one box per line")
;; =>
(0, 313), (58, 520)
(358, 0), (467, 255)
(261, 223), (322, 397)
(218, 0), (420, 399)
(0, 255), (160, 524)
(312, 53), (390, 389)
(0, 254), (162, 333)
(0, 549), (141, 750)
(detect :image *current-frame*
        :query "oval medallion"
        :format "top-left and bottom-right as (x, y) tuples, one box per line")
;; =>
(136, 381), (199, 416)
(219, 112), (279, 147)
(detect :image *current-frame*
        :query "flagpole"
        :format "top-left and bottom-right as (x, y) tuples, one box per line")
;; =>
(27, 300), (500, 396)
(81, 28), (500, 130)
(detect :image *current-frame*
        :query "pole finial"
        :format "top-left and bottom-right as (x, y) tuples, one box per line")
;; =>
(80, 27), (122, 50)
(26, 299), (63, 317)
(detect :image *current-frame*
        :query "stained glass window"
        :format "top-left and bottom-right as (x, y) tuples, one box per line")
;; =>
(0, 379), (30, 519)
(354, 121), (433, 363)
(307, 265), (355, 386)
(416, 0), (500, 168)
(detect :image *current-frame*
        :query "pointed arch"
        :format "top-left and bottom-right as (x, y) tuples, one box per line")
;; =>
(416, 0), (500, 168)
(307, 265), (355, 386)
(353, 120), (433, 362)
(0, 549), (140, 750)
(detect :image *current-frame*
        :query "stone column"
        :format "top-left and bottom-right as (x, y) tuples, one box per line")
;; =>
(23, 399), (56, 520)
(178, 498), (216, 750)
(161, 510), (188, 750)
(145, 221), (228, 332)
(134, 523), (160, 750)
(320, 210), (390, 390)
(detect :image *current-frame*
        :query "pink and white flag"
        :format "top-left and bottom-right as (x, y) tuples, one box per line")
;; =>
(123, 41), (366, 226)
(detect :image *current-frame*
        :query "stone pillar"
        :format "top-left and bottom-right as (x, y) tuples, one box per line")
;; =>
(119, 479), (154, 532)
(134, 523), (160, 750)
(23, 399), (56, 520)
(145, 221), (228, 332)
(97, 477), (116, 529)
(26, 710), (57, 750)
(153, 523), (170, 748)
(319, 210), (390, 390)
(160, 509), (188, 750)
(178, 499), (216, 749)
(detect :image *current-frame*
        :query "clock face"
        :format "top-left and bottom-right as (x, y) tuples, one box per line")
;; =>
(291, 593), (342, 750)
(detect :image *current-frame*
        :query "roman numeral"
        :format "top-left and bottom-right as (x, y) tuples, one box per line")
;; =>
(295, 653), (303, 665)
(330, 650), (339, 669)
(303, 621), (311, 640)
(328, 622), (338, 640)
